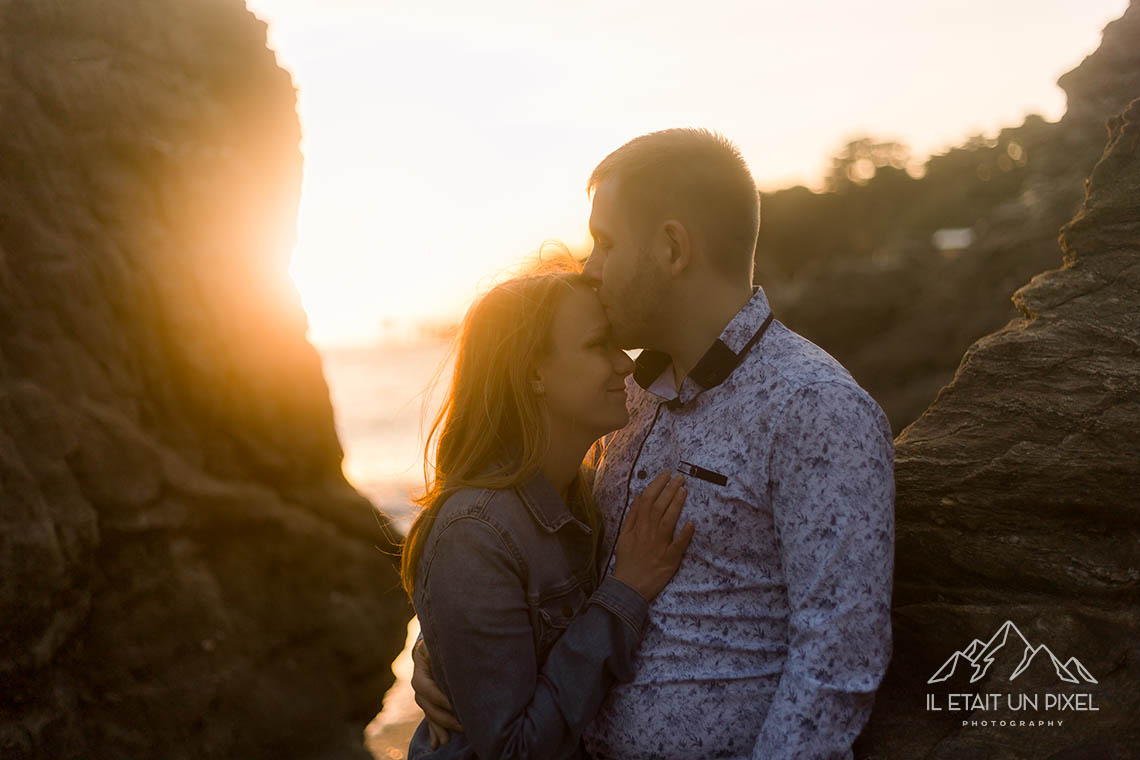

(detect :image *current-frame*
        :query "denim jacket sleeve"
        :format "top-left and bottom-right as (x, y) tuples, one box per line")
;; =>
(418, 514), (649, 759)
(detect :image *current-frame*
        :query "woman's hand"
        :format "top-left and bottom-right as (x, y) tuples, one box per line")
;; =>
(612, 471), (694, 601)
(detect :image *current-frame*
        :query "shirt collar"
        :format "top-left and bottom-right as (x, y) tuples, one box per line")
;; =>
(632, 286), (775, 405)
(516, 468), (592, 534)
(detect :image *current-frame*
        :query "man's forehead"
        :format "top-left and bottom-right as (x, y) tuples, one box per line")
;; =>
(589, 178), (620, 232)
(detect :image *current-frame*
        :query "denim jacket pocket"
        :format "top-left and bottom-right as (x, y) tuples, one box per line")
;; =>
(530, 580), (589, 663)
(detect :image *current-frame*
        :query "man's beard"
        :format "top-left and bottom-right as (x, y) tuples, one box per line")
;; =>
(607, 258), (667, 351)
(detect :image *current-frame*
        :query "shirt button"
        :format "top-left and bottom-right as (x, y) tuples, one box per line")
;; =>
(637, 469), (648, 480)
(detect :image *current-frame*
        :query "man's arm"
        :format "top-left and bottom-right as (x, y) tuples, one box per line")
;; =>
(410, 637), (461, 749)
(754, 380), (895, 760)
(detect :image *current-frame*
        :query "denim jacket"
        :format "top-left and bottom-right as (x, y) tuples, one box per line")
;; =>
(408, 471), (649, 760)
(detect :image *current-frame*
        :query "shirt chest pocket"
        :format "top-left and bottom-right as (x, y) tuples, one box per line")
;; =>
(673, 456), (766, 545)
(528, 580), (589, 664)
(676, 458), (730, 487)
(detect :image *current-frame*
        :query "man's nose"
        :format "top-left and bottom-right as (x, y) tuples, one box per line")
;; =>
(614, 349), (634, 376)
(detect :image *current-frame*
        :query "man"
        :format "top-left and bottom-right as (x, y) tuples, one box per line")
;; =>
(414, 128), (895, 759)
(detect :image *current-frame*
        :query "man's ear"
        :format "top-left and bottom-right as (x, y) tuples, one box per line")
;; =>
(662, 219), (691, 276)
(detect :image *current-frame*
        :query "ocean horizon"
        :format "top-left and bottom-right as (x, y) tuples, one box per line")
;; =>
(318, 337), (454, 535)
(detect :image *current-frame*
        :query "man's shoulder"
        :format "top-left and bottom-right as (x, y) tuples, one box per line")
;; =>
(758, 323), (892, 440)
(757, 320), (857, 390)
(718, 319), (868, 415)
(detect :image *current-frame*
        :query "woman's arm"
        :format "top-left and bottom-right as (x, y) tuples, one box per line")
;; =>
(420, 514), (647, 759)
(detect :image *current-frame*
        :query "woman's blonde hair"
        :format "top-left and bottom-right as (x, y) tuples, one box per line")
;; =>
(400, 254), (603, 597)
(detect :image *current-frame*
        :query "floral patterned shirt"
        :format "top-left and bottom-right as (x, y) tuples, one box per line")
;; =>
(583, 286), (895, 760)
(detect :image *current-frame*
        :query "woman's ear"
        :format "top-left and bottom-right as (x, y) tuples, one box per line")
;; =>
(529, 367), (546, 396)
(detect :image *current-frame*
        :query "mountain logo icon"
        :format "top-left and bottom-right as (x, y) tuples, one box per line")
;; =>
(927, 620), (1098, 685)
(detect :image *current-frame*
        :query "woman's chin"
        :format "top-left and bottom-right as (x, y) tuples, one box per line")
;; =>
(580, 403), (629, 442)
(605, 409), (630, 432)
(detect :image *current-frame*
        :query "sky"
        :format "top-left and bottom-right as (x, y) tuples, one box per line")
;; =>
(243, 0), (1129, 347)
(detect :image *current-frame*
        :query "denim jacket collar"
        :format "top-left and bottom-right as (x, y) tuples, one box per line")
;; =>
(516, 469), (593, 535)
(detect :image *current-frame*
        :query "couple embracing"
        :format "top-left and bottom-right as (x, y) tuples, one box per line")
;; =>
(399, 129), (895, 760)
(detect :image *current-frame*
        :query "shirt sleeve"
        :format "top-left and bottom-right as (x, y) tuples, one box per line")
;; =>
(753, 380), (895, 760)
(417, 515), (649, 760)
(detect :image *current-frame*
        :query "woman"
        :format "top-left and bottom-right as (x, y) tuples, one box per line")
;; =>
(402, 258), (694, 759)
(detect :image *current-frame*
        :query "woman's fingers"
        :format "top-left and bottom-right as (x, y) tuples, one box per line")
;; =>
(625, 470), (670, 535)
(613, 470), (696, 600)
(659, 484), (687, 537)
(666, 521), (696, 566)
(638, 471), (673, 511)
(626, 471), (685, 540)
(648, 474), (684, 526)
(621, 481), (643, 534)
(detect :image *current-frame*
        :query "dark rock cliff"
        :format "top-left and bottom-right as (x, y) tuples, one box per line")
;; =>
(856, 97), (1140, 759)
(0, 1), (411, 758)
(760, 0), (1140, 434)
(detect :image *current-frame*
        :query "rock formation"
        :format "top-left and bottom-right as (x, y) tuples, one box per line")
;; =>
(760, 0), (1140, 434)
(856, 97), (1140, 759)
(0, 1), (411, 758)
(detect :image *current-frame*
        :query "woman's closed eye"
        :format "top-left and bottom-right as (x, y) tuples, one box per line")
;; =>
(589, 332), (617, 351)
(583, 329), (607, 349)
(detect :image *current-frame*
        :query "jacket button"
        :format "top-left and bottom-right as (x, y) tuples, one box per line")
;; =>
(561, 604), (574, 617)
(637, 469), (648, 479)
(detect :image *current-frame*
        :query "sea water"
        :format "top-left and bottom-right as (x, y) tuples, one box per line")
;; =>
(319, 338), (450, 758)
(319, 338), (453, 534)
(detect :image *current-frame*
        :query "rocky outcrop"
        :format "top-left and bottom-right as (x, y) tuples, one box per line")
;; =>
(761, 0), (1140, 433)
(856, 98), (1140, 759)
(1055, 4), (1140, 179)
(0, 1), (411, 758)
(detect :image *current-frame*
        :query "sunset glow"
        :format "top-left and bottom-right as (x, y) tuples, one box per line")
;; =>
(245, 0), (1127, 347)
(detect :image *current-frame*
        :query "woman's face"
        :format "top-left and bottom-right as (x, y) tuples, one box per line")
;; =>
(536, 284), (635, 441)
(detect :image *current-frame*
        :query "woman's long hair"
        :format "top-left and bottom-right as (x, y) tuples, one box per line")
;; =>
(401, 256), (604, 598)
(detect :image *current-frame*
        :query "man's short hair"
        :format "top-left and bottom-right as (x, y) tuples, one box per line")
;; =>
(587, 128), (759, 280)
